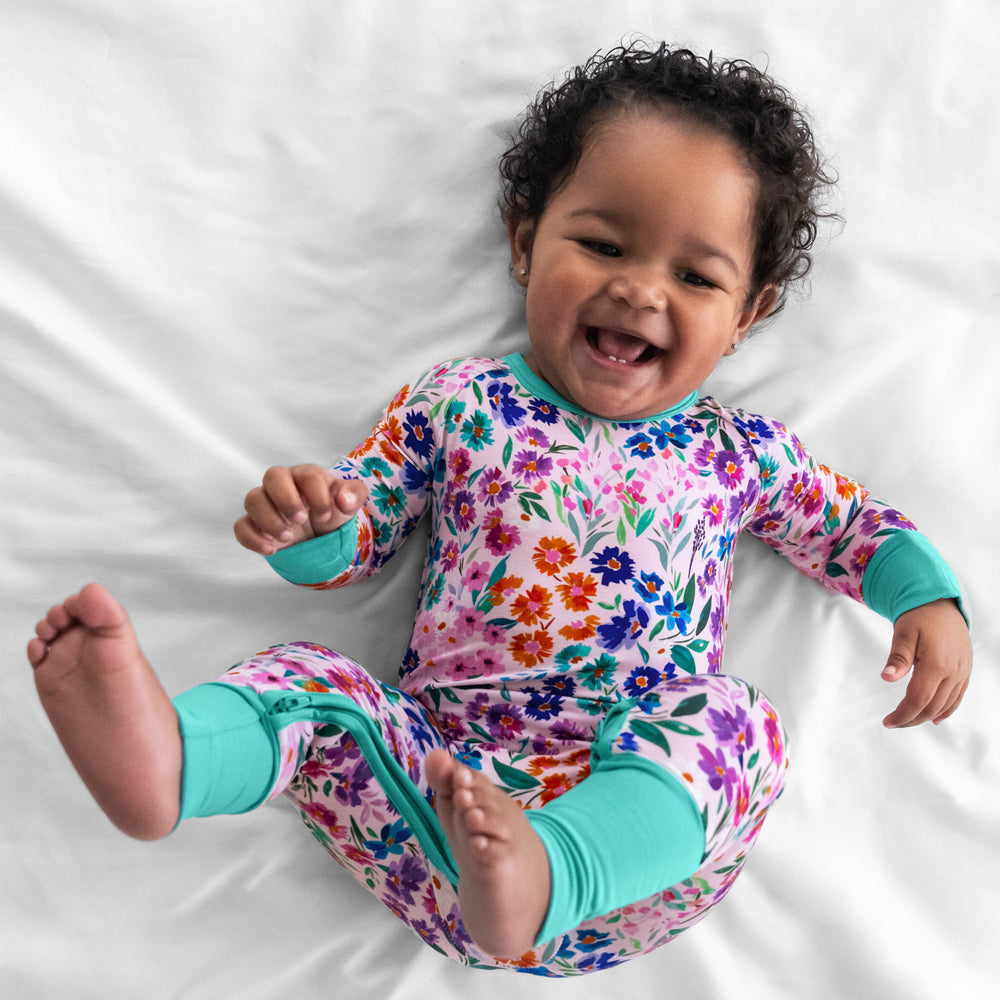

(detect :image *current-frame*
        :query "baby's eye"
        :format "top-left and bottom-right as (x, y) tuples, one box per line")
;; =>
(581, 240), (621, 258)
(678, 271), (715, 289)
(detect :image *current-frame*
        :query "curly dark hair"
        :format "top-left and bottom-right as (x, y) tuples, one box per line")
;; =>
(499, 42), (838, 313)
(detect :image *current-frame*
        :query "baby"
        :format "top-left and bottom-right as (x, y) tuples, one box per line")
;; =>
(28, 43), (972, 977)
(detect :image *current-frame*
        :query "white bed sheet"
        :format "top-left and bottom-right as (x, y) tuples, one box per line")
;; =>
(3, 1), (998, 997)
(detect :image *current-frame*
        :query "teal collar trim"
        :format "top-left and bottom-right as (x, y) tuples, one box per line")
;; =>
(502, 352), (698, 423)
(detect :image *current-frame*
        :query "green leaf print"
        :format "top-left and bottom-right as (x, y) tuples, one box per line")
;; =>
(672, 645), (696, 674)
(695, 601), (712, 636)
(492, 759), (541, 791)
(671, 693), (708, 717)
(630, 718), (672, 757)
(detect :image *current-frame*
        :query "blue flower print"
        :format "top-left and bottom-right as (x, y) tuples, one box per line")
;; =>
(486, 380), (527, 426)
(454, 742), (483, 770)
(632, 570), (665, 604)
(401, 461), (430, 492)
(573, 928), (615, 953)
(525, 687), (564, 720)
(402, 410), (434, 458)
(734, 413), (775, 442)
(625, 431), (655, 459)
(624, 665), (662, 698)
(528, 397), (560, 424)
(364, 818), (412, 859)
(590, 545), (635, 585)
(653, 592), (692, 635)
(597, 599), (649, 651)
(650, 420), (692, 451)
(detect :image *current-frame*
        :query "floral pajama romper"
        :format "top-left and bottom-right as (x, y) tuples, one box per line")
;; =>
(192, 354), (953, 976)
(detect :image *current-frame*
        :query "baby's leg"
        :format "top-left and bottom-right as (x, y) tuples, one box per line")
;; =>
(426, 749), (551, 958)
(27, 584), (183, 840)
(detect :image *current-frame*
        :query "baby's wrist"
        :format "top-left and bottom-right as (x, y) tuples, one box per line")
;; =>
(265, 515), (360, 584)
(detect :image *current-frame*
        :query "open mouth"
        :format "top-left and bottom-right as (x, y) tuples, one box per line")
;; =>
(586, 327), (663, 366)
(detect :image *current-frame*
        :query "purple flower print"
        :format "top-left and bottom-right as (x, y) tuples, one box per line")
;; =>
(334, 757), (373, 807)
(485, 701), (525, 741)
(384, 853), (426, 906)
(702, 494), (724, 526)
(512, 448), (554, 484)
(713, 449), (744, 488)
(451, 489), (476, 531)
(707, 705), (755, 761)
(477, 466), (514, 507)
(697, 743), (739, 803)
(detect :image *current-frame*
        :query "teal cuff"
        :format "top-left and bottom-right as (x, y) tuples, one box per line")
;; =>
(526, 754), (705, 947)
(862, 530), (967, 624)
(173, 683), (280, 823)
(265, 515), (360, 585)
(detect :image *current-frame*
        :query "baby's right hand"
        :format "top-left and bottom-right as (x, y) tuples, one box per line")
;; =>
(234, 464), (368, 556)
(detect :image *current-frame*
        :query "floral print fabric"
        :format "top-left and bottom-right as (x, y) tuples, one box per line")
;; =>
(214, 355), (917, 975)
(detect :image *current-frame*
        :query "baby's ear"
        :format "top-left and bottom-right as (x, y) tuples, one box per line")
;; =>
(737, 284), (780, 336)
(507, 211), (535, 286)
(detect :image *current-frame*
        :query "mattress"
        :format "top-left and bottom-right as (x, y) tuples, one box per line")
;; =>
(3, 1), (997, 996)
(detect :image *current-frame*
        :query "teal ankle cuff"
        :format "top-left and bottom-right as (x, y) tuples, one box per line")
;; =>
(526, 758), (705, 947)
(173, 683), (280, 823)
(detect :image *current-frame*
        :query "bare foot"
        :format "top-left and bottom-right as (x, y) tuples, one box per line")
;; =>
(426, 748), (551, 958)
(28, 583), (182, 840)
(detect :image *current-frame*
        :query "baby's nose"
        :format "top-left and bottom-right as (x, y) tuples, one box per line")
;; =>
(607, 267), (667, 311)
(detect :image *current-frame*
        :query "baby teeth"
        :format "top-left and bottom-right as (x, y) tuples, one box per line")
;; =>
(606, 356), (629, 364)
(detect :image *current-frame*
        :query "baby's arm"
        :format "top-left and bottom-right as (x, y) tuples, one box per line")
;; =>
(234, 464), (369, 556)
(881, 598), (972, 728)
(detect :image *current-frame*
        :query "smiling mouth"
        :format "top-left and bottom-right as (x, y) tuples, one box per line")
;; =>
(586, 327), (663, 365)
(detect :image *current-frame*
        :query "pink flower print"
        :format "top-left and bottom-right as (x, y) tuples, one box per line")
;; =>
(441, 540), (460, 571)
(764, 708), (785, 765)
(464, 560), (492, 590)
(448, 447), (472, 484)
(485, 521), (521, 556)
(850, 541), (878, 576)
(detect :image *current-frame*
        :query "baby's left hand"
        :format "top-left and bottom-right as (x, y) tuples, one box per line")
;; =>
(881, 598), (972, 728)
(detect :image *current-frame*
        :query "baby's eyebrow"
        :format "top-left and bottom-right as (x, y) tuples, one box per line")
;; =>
(682, 239), (740, 276)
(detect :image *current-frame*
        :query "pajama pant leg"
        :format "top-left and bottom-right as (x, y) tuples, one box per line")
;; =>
(195, 645), (789, 976)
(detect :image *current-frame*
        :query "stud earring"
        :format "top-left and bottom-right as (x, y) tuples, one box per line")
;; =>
(731, 341), (739, 352)
(519, 268), (527, 276)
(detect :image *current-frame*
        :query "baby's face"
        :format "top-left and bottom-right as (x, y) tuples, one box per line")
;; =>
(510, 111), (774, 420)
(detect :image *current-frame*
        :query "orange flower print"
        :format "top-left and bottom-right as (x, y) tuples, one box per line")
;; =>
(532, 535), (577, 577)
(539, 772), (575, 804)
(555, 571), (597, 611)
(558, 615), (600, 641)
(508, 629), (553, 668)
(486, 574), (524, 608)
(510, 585), (552, 626)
